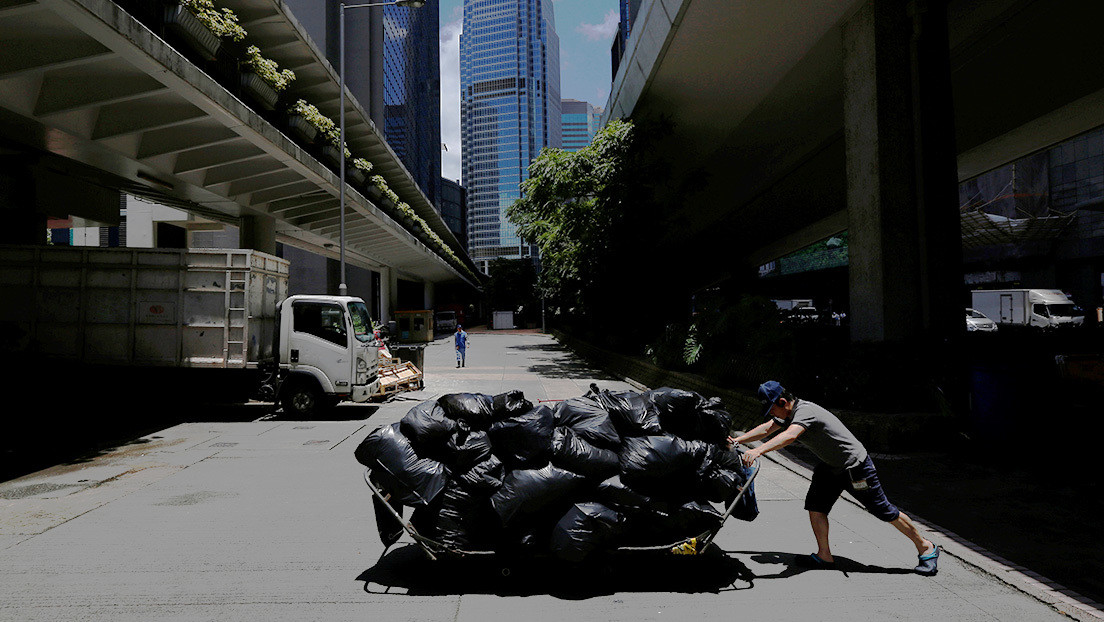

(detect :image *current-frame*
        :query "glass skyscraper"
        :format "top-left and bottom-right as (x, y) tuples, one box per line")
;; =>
(460, 0), (561, 270)
(383, 4), (442, 208)
(561, 99), (601, 152)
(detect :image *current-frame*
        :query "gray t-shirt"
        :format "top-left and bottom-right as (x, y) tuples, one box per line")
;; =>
(780, 400), (867, 470)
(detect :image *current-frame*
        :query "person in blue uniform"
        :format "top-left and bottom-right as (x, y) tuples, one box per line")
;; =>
(454, 325), (468, 368)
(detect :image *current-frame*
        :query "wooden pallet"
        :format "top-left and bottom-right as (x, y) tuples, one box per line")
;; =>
(375, 359), (423, 397)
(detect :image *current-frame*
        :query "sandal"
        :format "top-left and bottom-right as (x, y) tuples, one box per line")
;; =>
(915, 545), (940, 576)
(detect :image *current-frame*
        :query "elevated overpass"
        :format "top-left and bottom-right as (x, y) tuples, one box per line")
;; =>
(605, 0), (1104, 342)
(0, 0), (477, 294)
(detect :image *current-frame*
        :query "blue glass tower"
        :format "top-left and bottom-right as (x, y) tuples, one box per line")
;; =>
(382, 4), (442, 208)
(460, 0), (561, 270)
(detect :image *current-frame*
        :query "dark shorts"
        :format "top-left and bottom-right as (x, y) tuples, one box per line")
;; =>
(804, 456), (900, 522)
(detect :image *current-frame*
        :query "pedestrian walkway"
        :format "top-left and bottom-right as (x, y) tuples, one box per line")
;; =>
(0, 333), (1095, 621)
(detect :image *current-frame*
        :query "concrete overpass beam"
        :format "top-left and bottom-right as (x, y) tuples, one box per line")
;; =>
(843, 0), (962, 344)
(239, 215), (276, 255)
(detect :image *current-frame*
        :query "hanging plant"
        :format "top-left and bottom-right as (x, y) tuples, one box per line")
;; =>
(371, 175), (401, 205)
(180, 0), (247, 41)
(243, 45), (295, 91)
(290, 100), (334, 133)
(289, 99), (349, 156)
(352, 158), (374, 173)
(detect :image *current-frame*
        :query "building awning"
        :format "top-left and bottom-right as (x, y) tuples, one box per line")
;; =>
(959, 210), (1076, 249)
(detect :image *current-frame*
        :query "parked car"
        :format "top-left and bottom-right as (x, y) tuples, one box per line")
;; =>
(965, 308), (998, 332)
(436, 310), (458, 332)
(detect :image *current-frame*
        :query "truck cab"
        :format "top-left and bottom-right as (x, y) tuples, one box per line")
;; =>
(1028, 291), (1084, 327)
(276, 295), (381, 417)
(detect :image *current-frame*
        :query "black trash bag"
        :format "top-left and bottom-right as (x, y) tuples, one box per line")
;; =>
(371, 493), (405, 547)
(553, 397), (621, 449)
(550, 502), (626, 563)
(492, 390), (533, 421)
(697, 445), (759, 521)
(594, 474), (655, 510)
(594, 390), (663, 437)
(354, 423), (448, 507)
(649, 387), (733, 444)
(491, 464), (589, 524)
(622, 499), (724, 545)
(488, 405), (555, 469)
(435, 481), (499, 550)
(550, 426), (620, 478)
(648, 387), (702, 419)
(438, 393), (495, 430)
(696, 406), (734, 444)
(671, 500), (724, 534)
(458, 455), (506, 492)
(701, 465), (741, 503)
(619, 435), (711, 496)
(497, 509), (562, 556)
(448, 429), (493, 471)
(400, 399), (457, 448)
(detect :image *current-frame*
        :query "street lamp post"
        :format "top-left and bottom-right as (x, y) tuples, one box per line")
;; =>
(337, 0), (427, 296)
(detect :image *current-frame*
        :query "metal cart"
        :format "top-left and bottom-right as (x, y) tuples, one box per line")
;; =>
(363, 458), (760, 565)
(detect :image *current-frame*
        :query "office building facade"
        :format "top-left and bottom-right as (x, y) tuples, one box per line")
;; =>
(382, 4), (442, 208)
(439, 178), (468, 249)
(561, 99), (602, 152)
(461, 0), (561, 270)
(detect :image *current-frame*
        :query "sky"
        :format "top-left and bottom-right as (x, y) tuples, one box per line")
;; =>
(437, 0), (621, 181)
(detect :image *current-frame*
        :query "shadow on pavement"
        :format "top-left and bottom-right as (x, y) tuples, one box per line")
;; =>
(734, 551), (914, 580)
(1, 400), (381, 482)
(524, 362), (620, 381)
(780, 443), (1104, 605)
(358, 544), (754, 598)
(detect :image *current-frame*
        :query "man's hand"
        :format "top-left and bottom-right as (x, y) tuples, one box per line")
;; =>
(725, 436), (738, 450)
(741, 448), (759, 467)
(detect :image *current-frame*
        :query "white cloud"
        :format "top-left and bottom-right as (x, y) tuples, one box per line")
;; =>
(439, 8), (463, 182)
(576, 9), (618, 42)
(596, 86), (609, 109)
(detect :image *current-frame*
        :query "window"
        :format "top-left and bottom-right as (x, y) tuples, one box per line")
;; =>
(1032, 304), (1048, 317)
(347, 301), (375, 343)
(292, 301), (347, 347)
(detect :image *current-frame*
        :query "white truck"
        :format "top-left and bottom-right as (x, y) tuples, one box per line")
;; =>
(0, 245), (379, 417)
(970, 289), (1084, 328)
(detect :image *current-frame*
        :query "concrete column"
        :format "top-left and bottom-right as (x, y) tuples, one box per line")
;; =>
(379, 266), (395, 323)
(843, 0), (962, 344)
(424, 280), (435, 311)
(239, 215), (277, 255)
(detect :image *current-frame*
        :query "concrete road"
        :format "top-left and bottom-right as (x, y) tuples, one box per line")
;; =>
(0, 332), (1091, 621)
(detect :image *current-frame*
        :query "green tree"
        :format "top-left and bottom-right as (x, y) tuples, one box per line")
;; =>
(506, 119), (679, 346)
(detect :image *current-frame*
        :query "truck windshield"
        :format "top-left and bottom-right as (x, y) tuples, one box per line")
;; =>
(347, 302), (375, 343)
(1047, 304), (1079, 317)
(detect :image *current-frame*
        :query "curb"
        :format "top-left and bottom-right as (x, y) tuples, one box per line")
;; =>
(756, 447), (1104, 622)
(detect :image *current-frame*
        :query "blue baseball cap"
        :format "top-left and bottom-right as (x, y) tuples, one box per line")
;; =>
(758, 380), (785, 419)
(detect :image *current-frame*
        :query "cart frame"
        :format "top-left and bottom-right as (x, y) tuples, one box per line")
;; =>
(362, 458), (760, 562)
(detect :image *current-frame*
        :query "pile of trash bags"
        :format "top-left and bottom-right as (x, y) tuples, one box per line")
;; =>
(354, 386), (758, 562)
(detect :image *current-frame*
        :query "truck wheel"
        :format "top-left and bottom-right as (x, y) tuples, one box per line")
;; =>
(281, 380), (321, 418)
